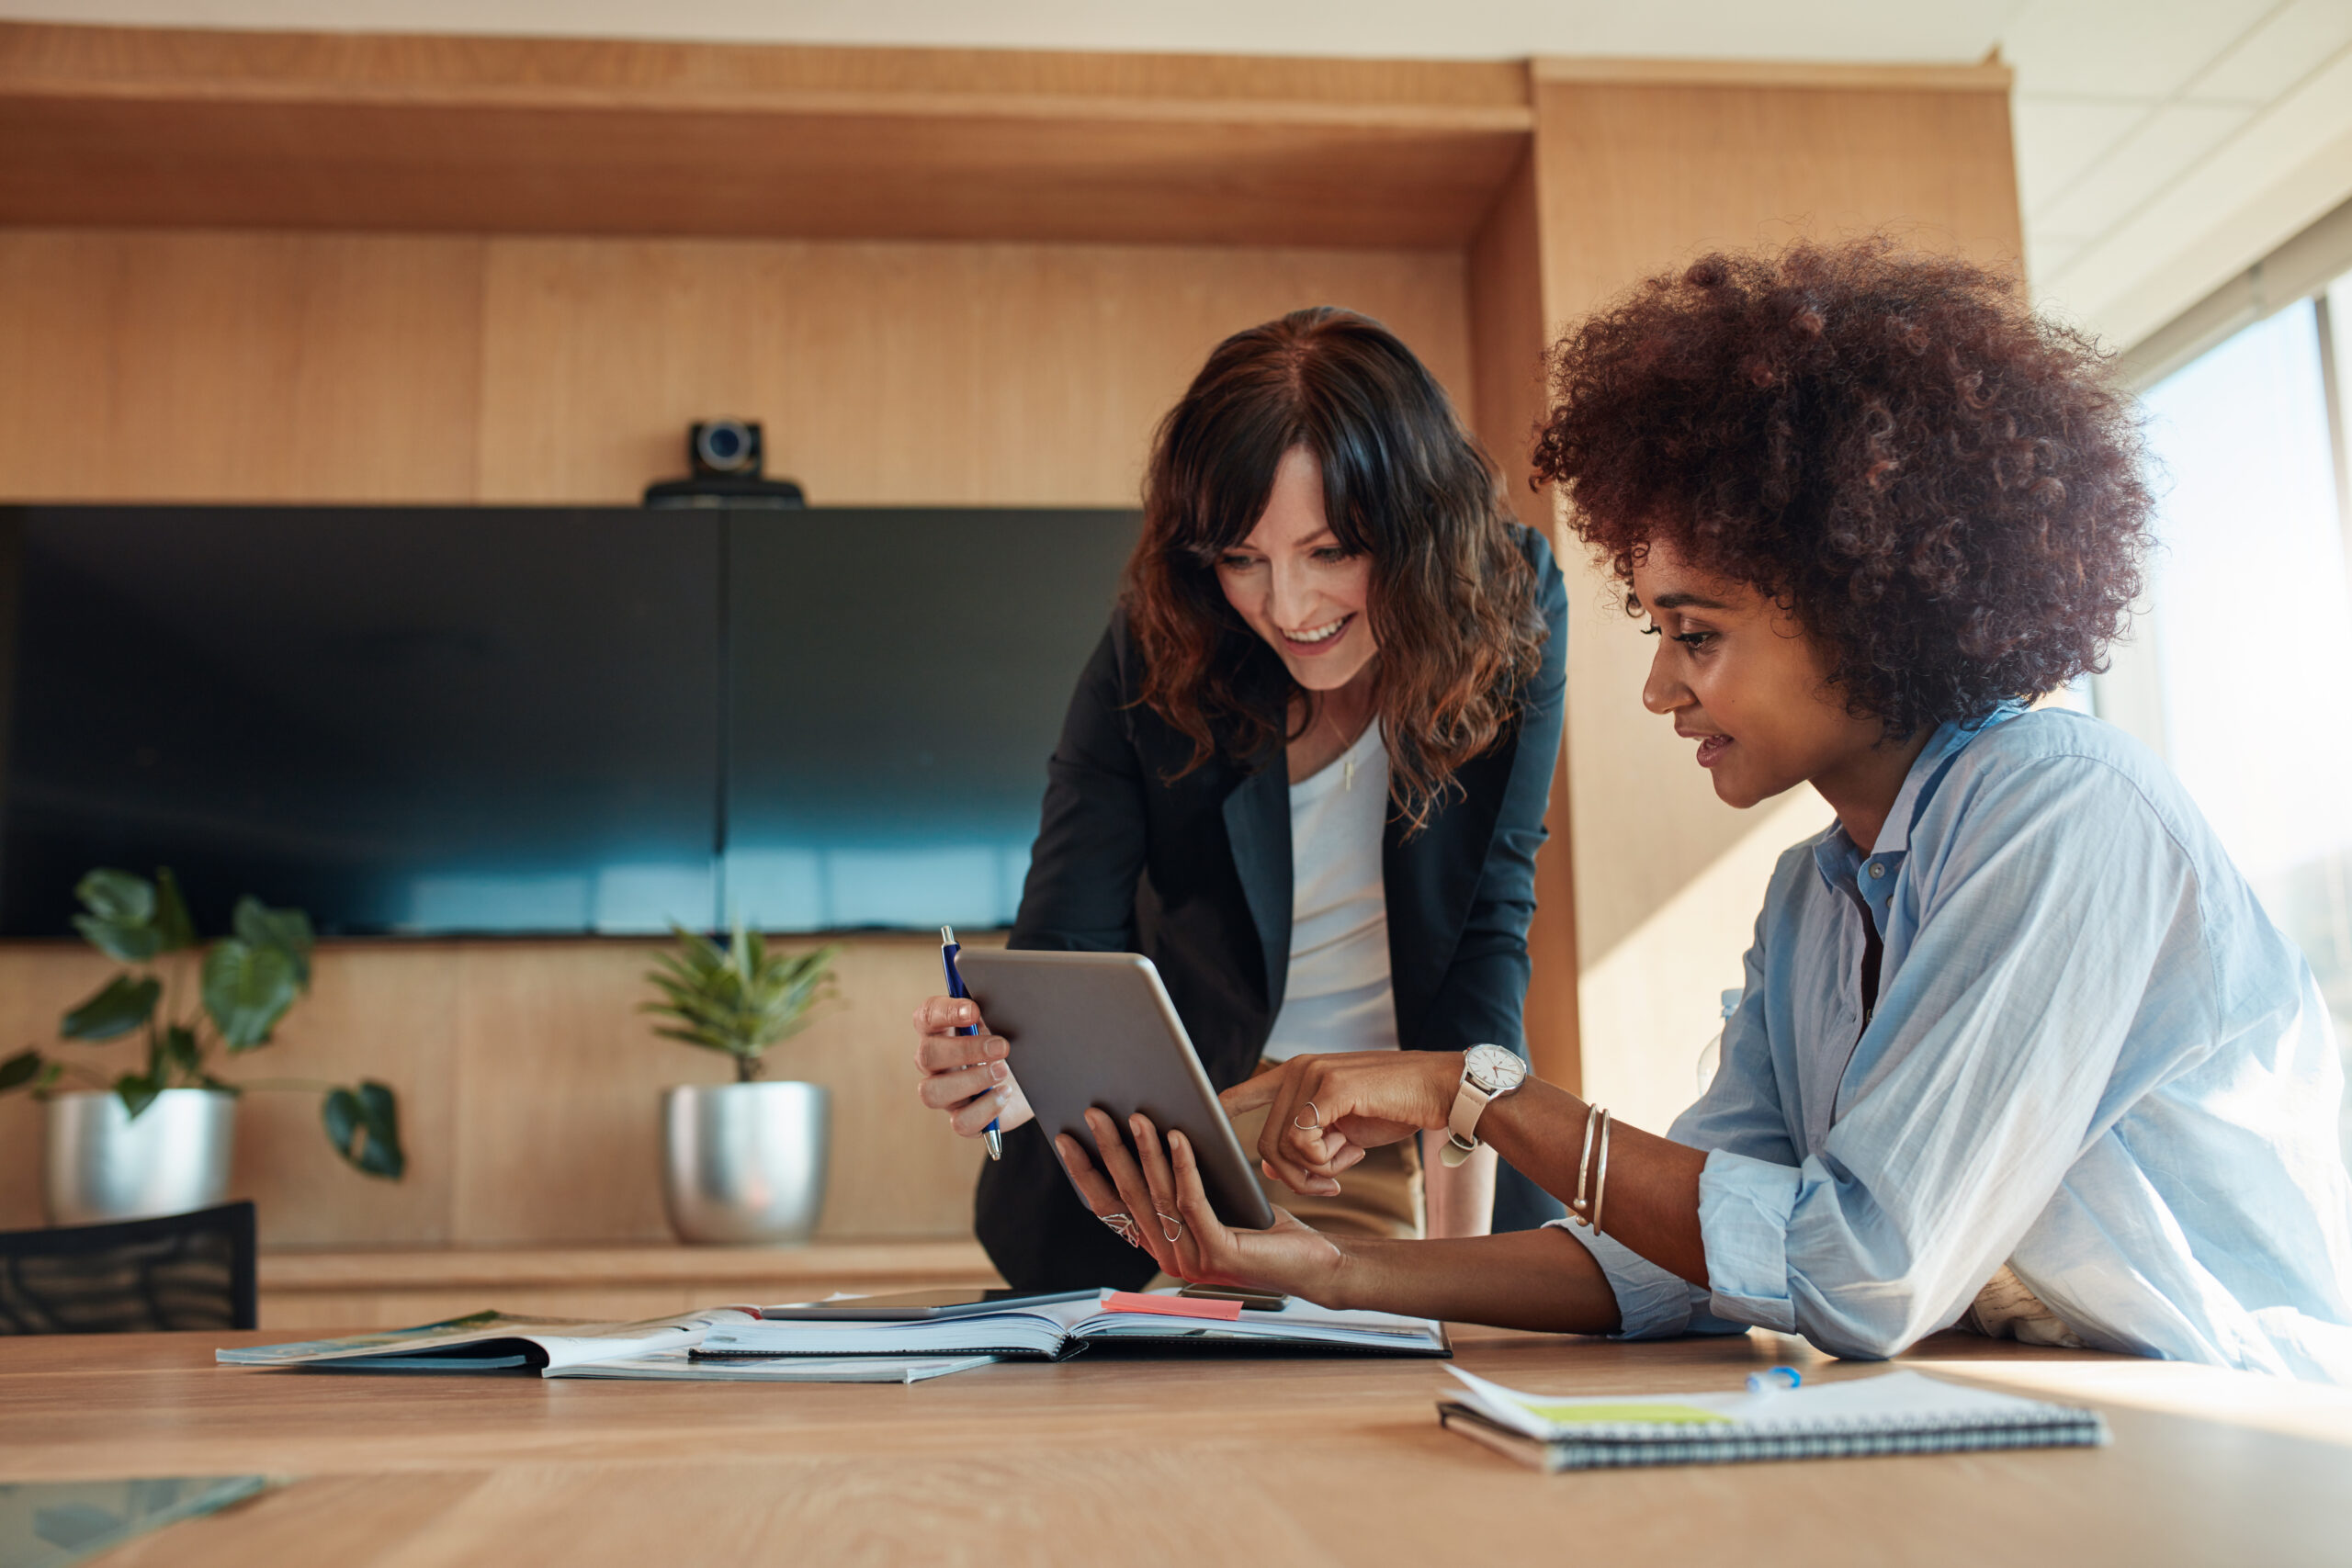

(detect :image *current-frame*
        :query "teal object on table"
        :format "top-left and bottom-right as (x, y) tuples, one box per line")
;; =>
(0, 1475), (267, 1568)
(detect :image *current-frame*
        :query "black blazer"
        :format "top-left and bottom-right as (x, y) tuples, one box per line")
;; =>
(977, 525), (1570, 1291)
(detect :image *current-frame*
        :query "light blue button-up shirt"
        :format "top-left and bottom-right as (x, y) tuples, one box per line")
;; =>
(1566, 705), (2352, 1382)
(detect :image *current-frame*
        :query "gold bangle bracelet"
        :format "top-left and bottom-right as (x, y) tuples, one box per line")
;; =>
(1570, 1100), (1604, 1225)
(1589, 1109), (1612, 1236)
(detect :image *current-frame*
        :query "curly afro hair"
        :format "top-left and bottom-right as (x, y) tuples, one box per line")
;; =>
(1533, 237), (2154, 740)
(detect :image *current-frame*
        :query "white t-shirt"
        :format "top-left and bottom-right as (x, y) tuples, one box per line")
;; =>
(1260, 719), (1400, 1063)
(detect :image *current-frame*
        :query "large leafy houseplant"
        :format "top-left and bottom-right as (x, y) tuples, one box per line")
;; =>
(0, 868), (405, 1179)
(642, 923), (839, 1081)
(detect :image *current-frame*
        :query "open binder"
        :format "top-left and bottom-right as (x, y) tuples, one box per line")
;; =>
(695, 1290), (1450, 1362)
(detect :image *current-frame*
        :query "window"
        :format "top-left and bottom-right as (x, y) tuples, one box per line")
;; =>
(2104, 276), (2352, 1165)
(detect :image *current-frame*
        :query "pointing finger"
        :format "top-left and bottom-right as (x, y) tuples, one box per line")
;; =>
(1218, 1070), (1285, 1117)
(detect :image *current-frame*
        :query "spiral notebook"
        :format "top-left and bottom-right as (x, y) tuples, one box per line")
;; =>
(1437, 1367), (2108, 1472)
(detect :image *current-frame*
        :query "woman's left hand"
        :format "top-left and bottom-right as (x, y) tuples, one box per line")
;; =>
(1054, 1110), (1347, 1302)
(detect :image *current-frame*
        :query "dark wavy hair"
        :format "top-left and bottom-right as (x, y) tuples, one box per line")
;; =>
(1533, 238), (2153, 739)
(1125, 307), (1545, 828)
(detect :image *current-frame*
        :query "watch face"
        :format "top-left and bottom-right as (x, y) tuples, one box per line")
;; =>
(1464, 1043), (1525, 1093)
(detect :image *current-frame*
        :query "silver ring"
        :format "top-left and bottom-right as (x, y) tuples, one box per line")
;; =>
(1156, 1210), (1183, 1243)
(1102, 1212), (1140, 1246)
(1292, 1100), (1322, 1133)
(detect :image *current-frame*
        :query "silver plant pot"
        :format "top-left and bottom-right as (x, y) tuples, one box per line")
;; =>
(45, 1089), (237, 1225)
(662, 1082), (830, 1245)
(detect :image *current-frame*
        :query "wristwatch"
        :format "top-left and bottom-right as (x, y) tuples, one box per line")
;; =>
(1442, 1044), (1528, 1168)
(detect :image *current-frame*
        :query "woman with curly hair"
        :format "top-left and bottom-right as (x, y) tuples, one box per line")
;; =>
(910, 307), (1567, 1290)
(1059, 240), (2352, 1380)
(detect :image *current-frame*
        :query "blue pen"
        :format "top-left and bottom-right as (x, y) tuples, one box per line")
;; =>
(941, 925), (1001, 1160)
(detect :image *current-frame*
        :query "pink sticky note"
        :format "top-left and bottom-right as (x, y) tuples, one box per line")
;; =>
(1101, 1291), (1243, 1321)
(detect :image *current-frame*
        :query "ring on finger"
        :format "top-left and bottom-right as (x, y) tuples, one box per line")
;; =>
(1156, 1210), (1183, 1243)
(1102, 1212), (1140, 1246)
(1292, 1100), (1322, 1133)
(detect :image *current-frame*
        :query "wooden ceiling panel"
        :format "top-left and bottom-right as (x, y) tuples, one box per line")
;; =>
(0, 22), (1533, 247)
(0, 100), (1526, 247)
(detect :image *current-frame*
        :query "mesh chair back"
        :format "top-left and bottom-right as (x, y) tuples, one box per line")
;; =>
(0, 1201), (256, 1333)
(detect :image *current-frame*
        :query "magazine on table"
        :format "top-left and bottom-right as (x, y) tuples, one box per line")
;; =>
(695, 1287), (1451, 1361)
(547, 1350), (1000, 1383)
(216, 1308), (760, 1373)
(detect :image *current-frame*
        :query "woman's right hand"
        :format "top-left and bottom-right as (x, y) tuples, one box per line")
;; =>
(1056, 1110), (1347, 1303)
(911, 996), (1035, 1138)
(1219, 1049), (1462, 1195)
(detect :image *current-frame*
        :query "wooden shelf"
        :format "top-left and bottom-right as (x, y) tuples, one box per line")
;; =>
(1531, 55), (2010, 91)
(255, 1239), (1003, 1330)
(259, 1238), (998, 1292)
(0, 22), (1532, 247)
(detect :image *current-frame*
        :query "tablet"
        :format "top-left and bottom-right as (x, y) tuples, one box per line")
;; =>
(953, 948), (1277, 1232)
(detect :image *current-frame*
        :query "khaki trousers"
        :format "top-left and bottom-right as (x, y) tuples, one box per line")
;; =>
(1148, 1056), (1422, 1286)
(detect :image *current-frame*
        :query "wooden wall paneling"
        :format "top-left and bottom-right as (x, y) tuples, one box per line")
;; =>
(0, 231), (1474, 511)
(445, 935), (984, 1246)
(0, 23), (1530, 249)
(1528, 76), (2023, 1134)
(1464, 143), (1581, 1093)
(1465, 150), (1552, 535)
(0, 936), (980, 1247)
(1533, 83), (2025, 313)
(0, 942), (461, 1247)
(225, 943), (464, 1247)
(444, 940), (678, 1247)
(0, 943), (119, 1230)
(0, 229), (485, 503)
(475, 236), (1472, 506)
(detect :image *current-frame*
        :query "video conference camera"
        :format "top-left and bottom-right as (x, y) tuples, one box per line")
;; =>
(644, 419), (807, 508)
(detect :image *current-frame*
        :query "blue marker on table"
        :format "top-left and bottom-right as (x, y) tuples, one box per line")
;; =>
(940, 925), (1001, 1160)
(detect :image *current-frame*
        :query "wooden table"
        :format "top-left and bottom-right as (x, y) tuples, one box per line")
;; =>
(4, 1325), (2348, 1566)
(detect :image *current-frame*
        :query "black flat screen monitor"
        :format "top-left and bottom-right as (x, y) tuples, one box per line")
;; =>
(0, 505), (1138, 937)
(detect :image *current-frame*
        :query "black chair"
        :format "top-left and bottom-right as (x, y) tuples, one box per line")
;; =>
(0, 1201), (255, 1334)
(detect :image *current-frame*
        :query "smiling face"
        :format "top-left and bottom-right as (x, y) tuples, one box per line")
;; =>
(1215, 446), (1379, 693)
(1630, 537), (1894, 814)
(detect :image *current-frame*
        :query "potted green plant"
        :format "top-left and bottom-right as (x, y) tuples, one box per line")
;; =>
(1, 868), (404, 1224)
(643, 921), (838, 1244)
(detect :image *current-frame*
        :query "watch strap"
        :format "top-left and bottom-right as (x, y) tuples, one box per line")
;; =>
(1446, 1077), (1494, 1152)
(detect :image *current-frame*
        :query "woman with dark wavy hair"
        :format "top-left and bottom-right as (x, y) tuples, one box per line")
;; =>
(1057, 241), (2352, 1381)
(910, 307), (1567, 1290)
